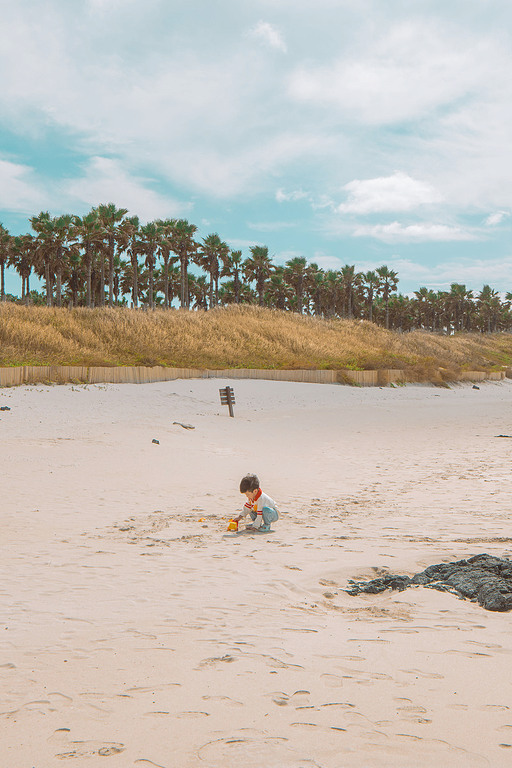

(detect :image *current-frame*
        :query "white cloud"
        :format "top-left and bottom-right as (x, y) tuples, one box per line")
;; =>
(247, 220), (295, 231)
(249, 21), (287, 52)
(485, 210), (510, 226)
(276, 188), (308, 203)
(352, 221), (477, 243)
(0, 159), (46, 214)
(63, 157), (192, 222)
(2, 0), (512, 261)
(338, 172), (442, 214)
(288, 21), (501, 125)
(225, 238), (262, 250)
(159, 133), (324, 199)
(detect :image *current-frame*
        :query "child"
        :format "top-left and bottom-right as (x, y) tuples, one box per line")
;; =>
(233, 473), (279, 532)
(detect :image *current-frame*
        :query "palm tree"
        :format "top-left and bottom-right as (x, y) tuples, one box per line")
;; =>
(446, 283), (473, 333)
(413, 286), (431, 330)
(140, 221), (160, 309)
(197, 233), (229, 308)
(266, 266), (290, 310)
(323, 270), (342, 317)
(284, 256), (308, 314)
(52, 214), (75, 307)
(244, 245), (273, 306)
(112, 256), (125, 305)
(0, 224), (12, 301)
(389, 294), (414, 331)
(10, 234), (35, 303)
(30, 211), (56, 305)
(362, 270), (379, 323)
(220, 249), (244, 304)
(117, 216), (141, 308)
(340, 264), (360, 318)
(71, 210), (103, 308)
(155, 219), (178, 309)
(170, 219), (198, 308)
(477, 285), (501, 333)
(218, 280), (255, 305)
(305, 262), (324, 316)
(189, 273), (208, 310)
(95, 203), (128, 307)
(376, 265), (399, 329)
(66, 249), (84, 308)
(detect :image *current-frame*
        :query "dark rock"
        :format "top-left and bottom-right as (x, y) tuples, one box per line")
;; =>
(345, 554), (512, 612)
(345, 574), (411, 595)
(152, 439), (160, 444)
(0, 406), (11, 411)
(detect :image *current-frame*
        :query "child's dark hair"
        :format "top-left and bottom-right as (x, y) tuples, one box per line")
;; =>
(240, 473), (260, 493)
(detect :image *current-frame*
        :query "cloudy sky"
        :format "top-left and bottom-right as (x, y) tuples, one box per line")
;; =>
(1, 0), (512, 296)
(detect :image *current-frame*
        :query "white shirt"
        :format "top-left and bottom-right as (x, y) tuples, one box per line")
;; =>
(241, 489), (278, 528)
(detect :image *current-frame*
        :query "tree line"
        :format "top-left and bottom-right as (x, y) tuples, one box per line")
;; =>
(0, 204), (510, 334)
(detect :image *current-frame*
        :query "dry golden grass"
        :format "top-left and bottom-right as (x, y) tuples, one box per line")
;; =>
(1, 303), (512, 379)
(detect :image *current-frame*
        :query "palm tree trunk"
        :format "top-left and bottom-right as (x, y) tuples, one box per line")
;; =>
(56, 269), (62, 307)
(180, 256), (186, 308)
(163, 257), (169, 309)
(181, 254), (190, 308)
(133, 261), (139, 308)
(86, 252), (92, 308)
(209, 273), (214, 309)
(99, 255), (105, 307)
(45, 262), (52, 306)
(258, 276), (264, 306)
(108, 235), (114, 308)
(149, 265), (154, 310)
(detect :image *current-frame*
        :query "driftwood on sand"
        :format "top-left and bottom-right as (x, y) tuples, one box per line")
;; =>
(345, 554), (512, 611)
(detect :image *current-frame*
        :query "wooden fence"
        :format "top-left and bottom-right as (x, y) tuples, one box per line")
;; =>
(0, 365), (507, 388)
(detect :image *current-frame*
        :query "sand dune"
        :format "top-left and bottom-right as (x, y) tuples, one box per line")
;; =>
(1, 378), (512, 767)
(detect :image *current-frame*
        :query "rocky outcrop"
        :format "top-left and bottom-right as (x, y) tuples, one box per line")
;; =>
(345, 554), (512, 611)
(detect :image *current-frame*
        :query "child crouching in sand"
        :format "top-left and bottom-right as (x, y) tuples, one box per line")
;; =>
(233, 473), (279, 532)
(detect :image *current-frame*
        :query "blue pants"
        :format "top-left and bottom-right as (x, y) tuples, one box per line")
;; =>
(250, 506), (279, 529)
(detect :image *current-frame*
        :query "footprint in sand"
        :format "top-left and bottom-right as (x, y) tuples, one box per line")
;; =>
(320, 673), (344, 688)
(198, 654), (237, 667)
(396, 703), (431, 723)
(55, 741), (125, 759)
(22, 699), (55, 713)
(126, 683), (181, 693)
(269, 690), (311, 707)
(202, 694), (243, 707)
(481, 704), (509, 711)
(197, 734), (321, 767)
(401, 668), (444, 680)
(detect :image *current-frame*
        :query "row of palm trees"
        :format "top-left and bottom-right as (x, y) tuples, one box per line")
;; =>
(0, 204), (510, 333)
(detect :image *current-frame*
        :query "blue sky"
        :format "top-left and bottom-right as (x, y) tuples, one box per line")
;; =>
(1, 0), (512, 297)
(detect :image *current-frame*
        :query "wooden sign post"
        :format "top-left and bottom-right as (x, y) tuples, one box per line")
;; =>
(219, 386), (235, 417)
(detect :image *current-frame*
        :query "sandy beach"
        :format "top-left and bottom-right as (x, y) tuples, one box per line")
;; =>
(2, 377), (512, 767)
